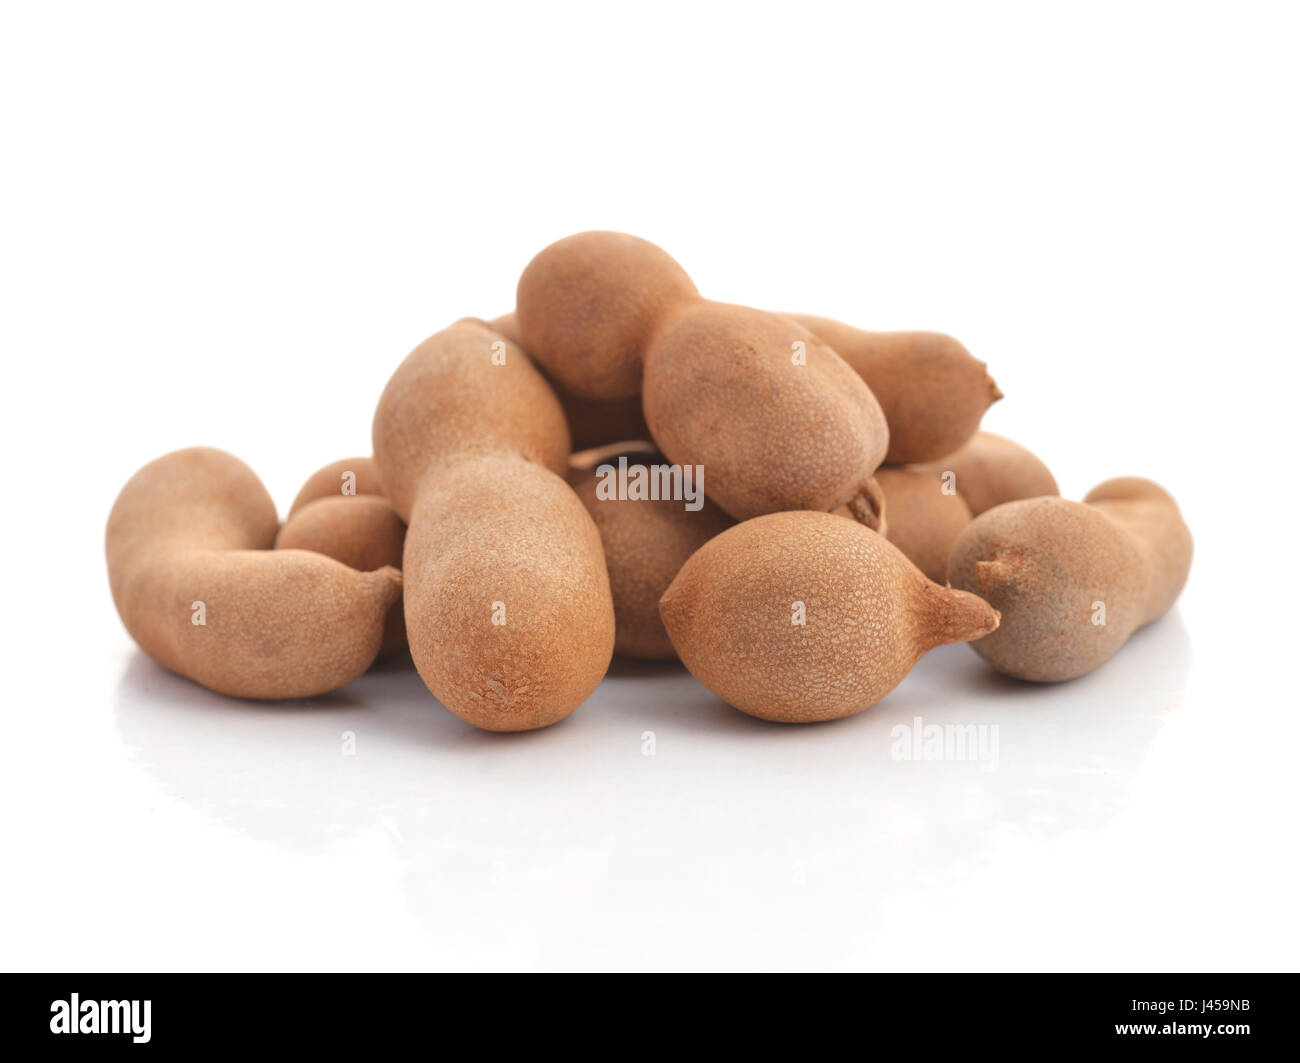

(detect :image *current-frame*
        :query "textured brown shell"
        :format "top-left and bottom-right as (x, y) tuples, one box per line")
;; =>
(874, 466), (973, 583)
(490, 312), (650, 450)
(514, 233), (890, 527)
(575, 460), (734, 660)
(660, 511), (999, 723)
(372, 319), (615, 731)
(275, 494), (408, 658)
(106, 447), (401, 699)
(403, 452), (615, 731)
(373, 318), (571, 522)
(643, 302), (890, 522)
(947, 479), (1192, 682)
(793, 314), (1001, 464)
(914, 431), (1059, 516)
(1084, 478), (1194, 626)
(515, 231), (698, 400)
(288, 456), (386, 516)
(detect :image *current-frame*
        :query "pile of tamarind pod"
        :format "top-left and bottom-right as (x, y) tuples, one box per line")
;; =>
(106, 230), (1192, 730)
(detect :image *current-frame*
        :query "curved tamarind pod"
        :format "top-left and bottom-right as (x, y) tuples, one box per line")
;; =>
(516, 231), (889, 527)
(276, 494), (408, 658)
(373, 318), (615, 731)
(107, 447), (401, 699)
(792, 314), (1001, 464)
(947, 477), (1192, 681)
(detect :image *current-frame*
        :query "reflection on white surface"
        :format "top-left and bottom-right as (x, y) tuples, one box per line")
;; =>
(110, 614), (1191, 970)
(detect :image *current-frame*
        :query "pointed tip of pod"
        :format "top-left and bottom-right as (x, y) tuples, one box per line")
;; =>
(983, 365), (1004, 405)
(364, 565), (404, 608)
(979, 604), (1002, 636)
(920, 583), (1000, 649)
(974, 555), (1021, 589)
(948, 587), (1001, 642)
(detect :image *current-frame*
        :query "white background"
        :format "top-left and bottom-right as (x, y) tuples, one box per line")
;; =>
(2, 1), (1297, 971)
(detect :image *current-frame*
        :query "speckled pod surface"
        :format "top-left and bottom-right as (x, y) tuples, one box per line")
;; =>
(276, 494), (408, 658)
(792, 314), (1001, 465)
(288, 455), (386, 516)
(643, 301), (889, 523)
(913, 431), (1059, 516)
(660, 512), (999, 723)
(947, 477), (1192, 682)
(490, 312), (650, 451)
(373, 318), (615, 731)
(106, 447), (402, 699)
(574, 454), (734, 660)
(516, 232), (890, 526)
(873, 466), (973, 583)
(516, 232), (698, 400)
